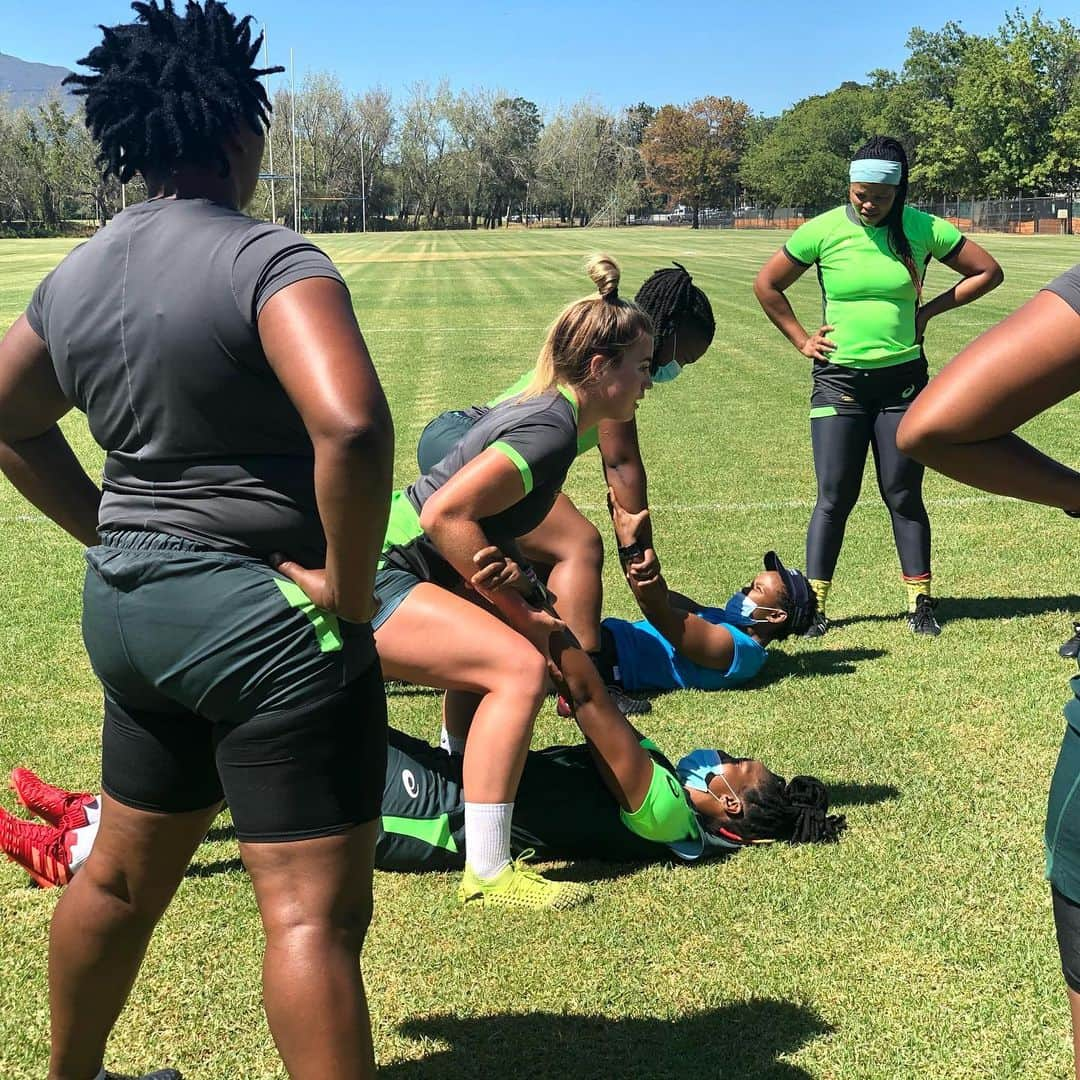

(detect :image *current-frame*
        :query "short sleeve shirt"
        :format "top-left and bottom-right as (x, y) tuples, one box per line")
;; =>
(381, 388), (580, 582)
(25, 197), (347, 564)
(784, 204), (964, 368)
(489, 372), (600, 455)
(602, 609), (768, 692)
(1045, 264), (1080, 316)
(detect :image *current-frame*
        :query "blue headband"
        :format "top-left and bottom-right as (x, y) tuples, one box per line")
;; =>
(849, 159), (902, 185)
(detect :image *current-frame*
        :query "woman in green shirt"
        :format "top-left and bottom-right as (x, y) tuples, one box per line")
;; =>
(754, 136), (1002, 636)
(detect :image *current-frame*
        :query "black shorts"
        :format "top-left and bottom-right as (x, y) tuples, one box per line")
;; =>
(84, 531), (387, 841)
(810, 355), (929, 418)
(1053, 884), (1080, 993)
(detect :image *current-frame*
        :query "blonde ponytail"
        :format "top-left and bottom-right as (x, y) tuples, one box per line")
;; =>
(520, 255), (651, 399)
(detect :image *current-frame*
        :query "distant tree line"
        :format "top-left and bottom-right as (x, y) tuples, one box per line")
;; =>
(1, 10), (1077, 234)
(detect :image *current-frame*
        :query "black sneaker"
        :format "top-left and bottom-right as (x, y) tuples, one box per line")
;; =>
(605, 684), (652, 716)
(908, 594), (941, 636)
(803, 610), (828, 638)
(1060, 623), (1080, 659)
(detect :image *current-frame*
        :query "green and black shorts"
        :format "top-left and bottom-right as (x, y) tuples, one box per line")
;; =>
(810, 354), (929, 419)
(83, 530), (386, 841)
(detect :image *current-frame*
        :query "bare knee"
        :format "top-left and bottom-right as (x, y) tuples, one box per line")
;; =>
(896, 407), (945, 460)
(576, 521), (604, 571)
(262, 891), (374, 954)
(492, 644), (548, 711)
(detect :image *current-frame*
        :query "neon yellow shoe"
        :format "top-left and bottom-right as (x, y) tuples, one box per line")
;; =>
(457, 849), (591, 910)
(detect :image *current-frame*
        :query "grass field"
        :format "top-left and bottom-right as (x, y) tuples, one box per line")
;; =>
(1, 226), (1079, 1079)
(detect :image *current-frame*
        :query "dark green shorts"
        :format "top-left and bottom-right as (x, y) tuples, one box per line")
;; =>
(810, 355), (929, 418)
(1046, 693), (1080, 901)
(83, 530), (386, 840)
(417, 409), (479, 474)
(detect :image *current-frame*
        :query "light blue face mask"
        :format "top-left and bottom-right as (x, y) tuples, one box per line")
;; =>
(676, 749), (736, 792)
(651, 329), (682, 383)
(723, 591), (780, 627)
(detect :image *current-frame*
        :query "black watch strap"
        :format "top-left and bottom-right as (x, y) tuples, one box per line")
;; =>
(618, 541), (645, 567)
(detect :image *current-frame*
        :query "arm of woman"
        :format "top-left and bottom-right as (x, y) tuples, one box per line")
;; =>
(753, 250), (837, 361)
(915, 238), (1004, 341)
(0, 315), (100, 546)
(419, 449), (564, 640)
(625, 572), (737, 671)
(599, 417), (657, 579)
(897, 289), (1080, 509)
(259, 278), (395, 624)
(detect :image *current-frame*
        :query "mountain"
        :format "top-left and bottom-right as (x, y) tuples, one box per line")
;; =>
(0, 52), (77, 112)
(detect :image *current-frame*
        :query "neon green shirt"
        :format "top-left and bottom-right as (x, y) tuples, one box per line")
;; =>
(784, 205), (964, 369)
(489, 372), (600, 456)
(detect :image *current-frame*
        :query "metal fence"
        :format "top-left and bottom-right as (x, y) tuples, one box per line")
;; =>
(628, 196), (1080, 234)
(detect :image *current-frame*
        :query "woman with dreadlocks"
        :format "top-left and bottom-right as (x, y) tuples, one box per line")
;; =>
(416, 262), (716, 715)
(754, 136), (1002, 637)
(0, 3), (393, 1078)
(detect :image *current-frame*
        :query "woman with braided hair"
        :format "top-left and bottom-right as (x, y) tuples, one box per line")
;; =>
(0, 2), (394, 1077)
(754, 136), (1002, 637)
(3, 733), (845, 886)
(416, 262), (715, 714)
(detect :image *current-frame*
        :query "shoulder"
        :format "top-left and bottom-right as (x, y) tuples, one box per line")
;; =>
(785, 206), (847, 262)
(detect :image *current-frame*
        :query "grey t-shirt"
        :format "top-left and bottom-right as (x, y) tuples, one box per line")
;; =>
(1046, 264), (1080, 316)
(26, 197), (346, 564)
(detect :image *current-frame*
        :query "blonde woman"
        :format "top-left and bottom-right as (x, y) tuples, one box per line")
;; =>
(347, 256), (653, 909)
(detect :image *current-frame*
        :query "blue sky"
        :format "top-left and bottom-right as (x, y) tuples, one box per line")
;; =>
(4, 0), (1059, 116)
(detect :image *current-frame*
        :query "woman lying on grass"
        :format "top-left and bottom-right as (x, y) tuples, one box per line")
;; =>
(586, 493), (819, 700)
(3, 725), (845, 887)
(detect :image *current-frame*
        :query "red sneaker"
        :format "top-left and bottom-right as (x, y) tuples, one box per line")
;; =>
(0, 808), (75, 888)
(10, 767), (94, 829)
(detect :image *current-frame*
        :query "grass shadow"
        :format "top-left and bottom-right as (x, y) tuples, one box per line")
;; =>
(749, 647), (887, 688)
(184, 857), (244, 879)
(203, 823), (236, 844)
(833, 595), (1080, 628)
(827, 782), (901, 808)
(382, 1000), (833, 1079)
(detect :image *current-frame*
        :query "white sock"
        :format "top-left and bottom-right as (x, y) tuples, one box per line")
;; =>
(68, 816), (100, 873)
(439, 725), (467, 756)
(464, 801), (513, 880)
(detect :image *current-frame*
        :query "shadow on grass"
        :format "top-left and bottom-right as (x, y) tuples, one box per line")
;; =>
(750, 647), (887, 688)
(383, 1001), (833, 1079)
(833, 595), (1080, 627)
(185, 857), (244, 879)
(827, 781), (900, 808)
(204, 823), (236, 844)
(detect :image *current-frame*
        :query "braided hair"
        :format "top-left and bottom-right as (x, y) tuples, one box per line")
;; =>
(851, 136), (921, 296)
(705, 773), (846, 846)
(634, 262), (715, 370)
(64, 0), (283, 183)
(770, 577), (819, 641)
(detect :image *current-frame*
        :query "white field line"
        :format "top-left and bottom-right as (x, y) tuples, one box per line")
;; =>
(0, 493), (1017, 528)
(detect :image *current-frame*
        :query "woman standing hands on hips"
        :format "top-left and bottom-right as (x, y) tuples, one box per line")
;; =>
(754, 136), (1002, 636)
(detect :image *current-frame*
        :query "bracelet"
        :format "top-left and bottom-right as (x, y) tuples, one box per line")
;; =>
(618, 542), (645, 567)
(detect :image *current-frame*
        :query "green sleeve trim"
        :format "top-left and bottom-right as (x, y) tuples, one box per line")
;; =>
(809, 406), (838, 419)
(638, 737), (661, 753)
(620, 760), (700, 845)
(491, 440), (534, 495)
(381, 812), (459, 854)
(273, 578), (344, 653)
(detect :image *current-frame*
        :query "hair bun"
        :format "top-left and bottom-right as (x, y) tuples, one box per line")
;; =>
(586, 254), (620, 300)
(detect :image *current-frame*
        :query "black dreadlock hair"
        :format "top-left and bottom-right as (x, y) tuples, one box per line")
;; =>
(64, 0), (284, 183)
(704, 773), (846, 846)
(635, 262), (716, 371)
(851, 136), (921, 297)
(770, 576), (819, 642)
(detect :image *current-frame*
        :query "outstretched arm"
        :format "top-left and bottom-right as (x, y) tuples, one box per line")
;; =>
(898, 289), (1080, 509)
(598, 416), (657, 582)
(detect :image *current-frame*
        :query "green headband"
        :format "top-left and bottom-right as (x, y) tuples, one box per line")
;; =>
(849, 159), (902, 185)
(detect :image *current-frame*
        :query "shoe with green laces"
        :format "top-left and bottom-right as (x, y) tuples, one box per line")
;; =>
(457, 850), (591, 910)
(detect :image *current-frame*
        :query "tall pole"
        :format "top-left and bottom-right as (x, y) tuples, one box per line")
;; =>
(290, 48), (298, 231)
(359, 126), (367, 233)
(263, 29), (276, 223)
